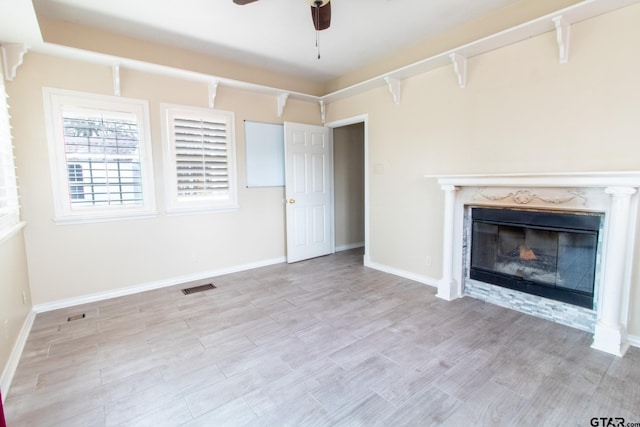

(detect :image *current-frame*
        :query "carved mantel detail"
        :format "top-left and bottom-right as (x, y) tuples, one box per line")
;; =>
(473, 187), (587, 206)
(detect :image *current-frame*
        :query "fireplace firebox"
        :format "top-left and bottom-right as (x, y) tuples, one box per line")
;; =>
(470, 208), (602, 309)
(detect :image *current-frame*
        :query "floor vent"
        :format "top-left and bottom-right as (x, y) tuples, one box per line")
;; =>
(181, 283), (216, 295)
(67, 313), (86, 322)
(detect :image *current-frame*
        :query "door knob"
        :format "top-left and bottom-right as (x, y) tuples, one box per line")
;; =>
(288, 199), (296, 204)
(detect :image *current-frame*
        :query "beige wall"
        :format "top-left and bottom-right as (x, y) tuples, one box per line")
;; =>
(333, 123), (365, 250)
(0, 230), (32, 392)
(6, 52), (321, 305)
(325, 4), (640, 335)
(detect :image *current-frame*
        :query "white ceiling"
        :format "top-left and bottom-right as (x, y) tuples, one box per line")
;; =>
(31, 0), (525, 83)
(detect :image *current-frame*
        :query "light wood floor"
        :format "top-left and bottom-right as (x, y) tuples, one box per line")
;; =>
(5, 249), (640, 426)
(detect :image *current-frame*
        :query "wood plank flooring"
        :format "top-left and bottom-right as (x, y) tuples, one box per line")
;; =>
(5, 249), (640, 426)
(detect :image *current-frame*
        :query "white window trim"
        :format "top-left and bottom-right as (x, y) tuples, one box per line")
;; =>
(43, 88), (157, 224)
(160, 103), (238, 214)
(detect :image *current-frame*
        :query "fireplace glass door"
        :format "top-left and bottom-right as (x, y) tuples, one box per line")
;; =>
(470, 208), (601, 309)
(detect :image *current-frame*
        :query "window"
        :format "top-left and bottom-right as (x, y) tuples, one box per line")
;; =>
(0, 71), (21, 239)
(67, 164), (85, 200)
(161, 104), (238, 213)
(61, 113), (143, 206)
(43, 88), (156, 223)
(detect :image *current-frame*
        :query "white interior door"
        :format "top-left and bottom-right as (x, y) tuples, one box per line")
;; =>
(284, 122), (333, 263)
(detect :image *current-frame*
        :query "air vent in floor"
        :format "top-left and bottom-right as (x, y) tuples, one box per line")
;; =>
(181, 283), (216, 295)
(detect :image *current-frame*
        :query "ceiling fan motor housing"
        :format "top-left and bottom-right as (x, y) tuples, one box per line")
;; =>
(311, 0), (331, 31)
(233, 0), (331, 31)
(307, 0), (330, 6)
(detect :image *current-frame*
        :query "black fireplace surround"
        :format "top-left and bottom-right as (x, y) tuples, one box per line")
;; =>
(470, 208), (601, 309)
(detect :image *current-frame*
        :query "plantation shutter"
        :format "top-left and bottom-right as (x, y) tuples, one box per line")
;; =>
(172, 115), (230, 199)
(161, 105), (236, 213)
(0, 71), (20, 230)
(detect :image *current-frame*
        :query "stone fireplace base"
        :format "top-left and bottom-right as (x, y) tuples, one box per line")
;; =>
(464, 278), (596, 332)
(428, 172), (640, 357)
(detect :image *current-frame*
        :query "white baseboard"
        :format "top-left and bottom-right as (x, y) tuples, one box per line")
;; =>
(627, 334), (640, 349)
(335, 242), (364, 252)
(33, 256), (286, 313)
(363, 257), (438, 288)
(1, 309), (35, 403)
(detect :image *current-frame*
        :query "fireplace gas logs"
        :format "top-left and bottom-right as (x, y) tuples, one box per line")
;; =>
(519, 245), (537, 260)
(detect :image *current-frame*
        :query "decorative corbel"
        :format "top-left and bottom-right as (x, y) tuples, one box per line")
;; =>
(319, 100), (326, 124)
(552, 15), (571, 64)
(384, 76), (401, 104)
(449, 53), (467, 88)
(1, 44), (28, 81)
(112, 63), (121, 96)
(208, 81), (218, 108)
(277, 92), (289, 117)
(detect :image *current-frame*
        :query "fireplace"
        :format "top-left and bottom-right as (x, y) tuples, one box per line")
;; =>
(469, 207), (601, 309)
(430, 172), (640, 357)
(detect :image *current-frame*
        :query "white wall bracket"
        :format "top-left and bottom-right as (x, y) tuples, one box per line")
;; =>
(449, 53), (467, 88)
(552, 15), (571, 64)
(384, 76), (401, 104)
(1, 44), (28, 81)
(112, 63), (121, 96)
(208, 81), (218, 109)
(277, 92), (289, 117)
(319, 100), (326, 124)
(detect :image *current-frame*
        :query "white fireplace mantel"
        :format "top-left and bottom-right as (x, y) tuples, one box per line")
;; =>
(434, 171), (640, 188)
(427, 171), (640, 356)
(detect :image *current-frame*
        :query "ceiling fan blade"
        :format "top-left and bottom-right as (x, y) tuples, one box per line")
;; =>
(311, 1), (331, 31)
(233, 0), (259, 5)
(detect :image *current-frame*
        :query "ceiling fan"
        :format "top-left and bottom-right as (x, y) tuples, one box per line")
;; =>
(232, 0), (332, 31)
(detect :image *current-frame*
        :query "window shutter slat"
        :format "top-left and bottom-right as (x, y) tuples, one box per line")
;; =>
(0, 81), (20, 229)
(172, 114), (230, 199)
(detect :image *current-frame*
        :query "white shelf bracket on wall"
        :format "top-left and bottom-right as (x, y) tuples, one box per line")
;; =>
(112, 63), (121, 96)
(384, 76), (401, 104)
(1, 44), (28, 81)
(208, 81), (218, 108)
(319, 100), (326, 124)
(449, 53), (467, 88)
(552, 15), (571, 64)
(277, 92), (289, 117)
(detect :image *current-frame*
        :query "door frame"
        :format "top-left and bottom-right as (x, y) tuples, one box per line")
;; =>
(325, 114), (369, 263)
